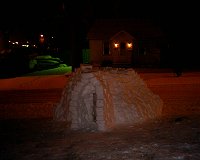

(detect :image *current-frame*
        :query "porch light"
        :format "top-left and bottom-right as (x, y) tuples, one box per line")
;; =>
(114, 43), (119, 48)
(126, 42), (133, 49)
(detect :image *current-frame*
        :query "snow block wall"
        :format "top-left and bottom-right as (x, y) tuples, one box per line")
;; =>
(54, 68), (163, 131)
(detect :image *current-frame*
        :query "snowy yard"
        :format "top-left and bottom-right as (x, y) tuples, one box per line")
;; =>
(0, 70), (200, 159)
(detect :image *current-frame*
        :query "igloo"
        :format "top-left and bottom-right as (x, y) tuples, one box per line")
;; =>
(54, 67), (163, 131)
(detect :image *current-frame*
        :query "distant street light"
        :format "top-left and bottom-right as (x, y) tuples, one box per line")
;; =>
(39, 34), (44, 43)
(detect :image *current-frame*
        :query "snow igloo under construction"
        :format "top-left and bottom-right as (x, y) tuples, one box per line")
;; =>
(54, 67), (163, 131)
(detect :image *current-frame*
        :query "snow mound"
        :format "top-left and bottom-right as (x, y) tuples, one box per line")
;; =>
(54, 68), (163, 131)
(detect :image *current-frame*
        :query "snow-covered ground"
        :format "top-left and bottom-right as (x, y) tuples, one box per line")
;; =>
(0, 70), (200, 159)
(140, 71), (200, 117)
(0, 74), (69, 90)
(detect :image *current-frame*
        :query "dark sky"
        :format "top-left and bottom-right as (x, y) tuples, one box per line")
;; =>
(0, 0), (199, 68)
(0, 0), (199, 43)
(0, 1), (192, 29)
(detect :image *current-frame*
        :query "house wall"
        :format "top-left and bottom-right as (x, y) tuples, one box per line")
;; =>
(89, 40), (103, 65)
(89, 32), (135, 66)
(109, 43), (133, 64)
(110, 32), (134, 64)
(89, 40), (114, 65)
(89, 34), (161, 67)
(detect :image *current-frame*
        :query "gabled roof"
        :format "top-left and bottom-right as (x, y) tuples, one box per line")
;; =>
(110, 30), (134, 40)
(87, 19), (165, 40)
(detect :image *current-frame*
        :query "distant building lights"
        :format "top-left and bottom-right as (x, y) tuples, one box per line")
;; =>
(39, 34), (44, 43)
(22, 44), (29, 47)
(11, 42), (19, 45)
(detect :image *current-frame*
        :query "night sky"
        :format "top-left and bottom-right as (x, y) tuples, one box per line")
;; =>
(1, 1), (197, 36)
(0, 0), (199, 66)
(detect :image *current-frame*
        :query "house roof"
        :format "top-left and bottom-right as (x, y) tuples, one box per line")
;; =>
(87, 19), (165, 40)
(110, 30), (134, 40)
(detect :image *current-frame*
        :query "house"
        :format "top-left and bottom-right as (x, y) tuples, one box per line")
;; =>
(87, 19), (166, 67)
